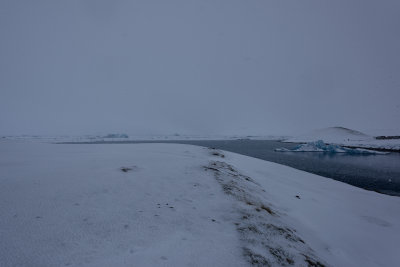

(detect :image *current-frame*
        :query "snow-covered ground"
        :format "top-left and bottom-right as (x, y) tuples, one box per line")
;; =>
(284, 127), (400, 151)
(1, 140), (399, 266)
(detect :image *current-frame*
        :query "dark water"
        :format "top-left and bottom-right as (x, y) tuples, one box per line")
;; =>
(64, 139), (400, 196)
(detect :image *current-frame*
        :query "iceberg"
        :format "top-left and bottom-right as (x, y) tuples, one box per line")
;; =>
(275, 140), (387, 154)
(103, 133), (129, 139)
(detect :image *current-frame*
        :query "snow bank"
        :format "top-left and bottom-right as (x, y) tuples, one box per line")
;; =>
(0, 141), (399, 266)
(276, 140), (387, 154)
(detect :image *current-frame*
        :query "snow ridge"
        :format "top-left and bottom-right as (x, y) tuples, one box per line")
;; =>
(205, 149), (326, 267)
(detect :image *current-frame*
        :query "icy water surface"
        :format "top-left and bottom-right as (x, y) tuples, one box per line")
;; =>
(65, 140), (400, 196)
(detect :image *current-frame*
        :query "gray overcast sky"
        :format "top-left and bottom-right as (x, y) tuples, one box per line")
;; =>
(1, 0), (399, 136)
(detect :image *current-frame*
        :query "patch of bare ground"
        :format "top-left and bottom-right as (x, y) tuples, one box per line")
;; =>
(120, 165), (139, 173)
(208, 147), (226, 158)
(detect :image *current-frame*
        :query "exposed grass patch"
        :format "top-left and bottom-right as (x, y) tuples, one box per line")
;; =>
(261, 205), (275, 215)
(302, 254), (326, 267)
(204, 160), (327, 266)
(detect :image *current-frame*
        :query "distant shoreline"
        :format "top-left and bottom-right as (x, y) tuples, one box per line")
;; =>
(58, 139), (400, 153)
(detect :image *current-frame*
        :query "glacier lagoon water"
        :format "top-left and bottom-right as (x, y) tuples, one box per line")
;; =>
(65, 139), (400, 196)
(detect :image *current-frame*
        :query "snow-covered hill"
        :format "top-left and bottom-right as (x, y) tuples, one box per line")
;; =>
(0, 141), (399, 266)
(285, 127), (371, 143)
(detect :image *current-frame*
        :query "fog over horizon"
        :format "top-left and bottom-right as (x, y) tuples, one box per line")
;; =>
(1, 0), (399, 136)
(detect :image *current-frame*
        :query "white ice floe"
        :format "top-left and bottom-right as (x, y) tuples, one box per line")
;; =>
(284, 127), (400, 151)
(0, 140), (399, 266)
(276, 140), (388, 154)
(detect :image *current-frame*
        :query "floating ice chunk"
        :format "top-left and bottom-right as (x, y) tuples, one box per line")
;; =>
(103, 133), (129, 138)
(275, 140), (388, 154)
